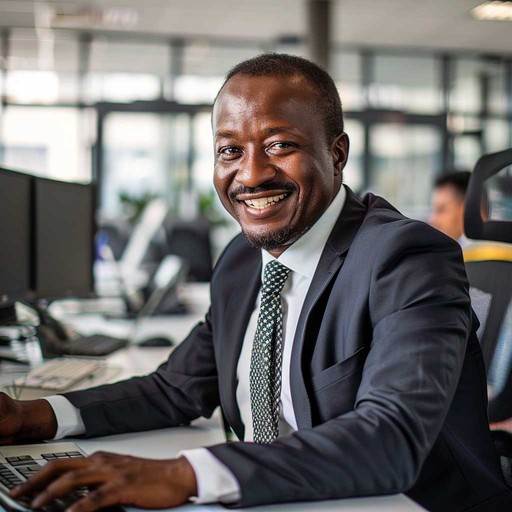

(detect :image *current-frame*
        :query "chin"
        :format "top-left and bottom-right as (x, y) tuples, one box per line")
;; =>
(242, 224), (308, 251)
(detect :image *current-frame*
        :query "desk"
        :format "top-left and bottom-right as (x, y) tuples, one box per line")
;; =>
(0, 289), (425, 512)
(70, 424), (425, 512)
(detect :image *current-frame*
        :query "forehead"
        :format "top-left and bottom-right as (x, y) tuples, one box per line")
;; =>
(213, 74), (322, 131)
(435, 185), (464, 202)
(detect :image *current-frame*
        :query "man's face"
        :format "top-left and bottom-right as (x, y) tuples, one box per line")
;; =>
(212, 74), (348, 256)
(429, 185), (465, 241)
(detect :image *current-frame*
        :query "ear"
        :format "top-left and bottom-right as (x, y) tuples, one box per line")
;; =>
(332, 132), (349, 178)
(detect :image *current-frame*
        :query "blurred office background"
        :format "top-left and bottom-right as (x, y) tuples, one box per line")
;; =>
(0, 0), (511, 258)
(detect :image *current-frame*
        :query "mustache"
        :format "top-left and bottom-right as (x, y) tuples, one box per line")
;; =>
(229, 182), (296, 201)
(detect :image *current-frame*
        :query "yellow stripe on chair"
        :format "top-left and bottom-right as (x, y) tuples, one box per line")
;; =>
(464, 244), (512, 263)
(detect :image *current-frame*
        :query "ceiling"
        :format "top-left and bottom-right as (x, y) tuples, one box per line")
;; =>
(0, 0), (511, 55)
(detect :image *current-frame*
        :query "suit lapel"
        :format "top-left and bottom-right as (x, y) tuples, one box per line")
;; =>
(290, 188), (368, 428)
(219, 249), (261, 440)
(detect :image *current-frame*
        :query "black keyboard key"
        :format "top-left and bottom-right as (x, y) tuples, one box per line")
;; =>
(8, 460), (34, 467)
(0, 473), (22, 489)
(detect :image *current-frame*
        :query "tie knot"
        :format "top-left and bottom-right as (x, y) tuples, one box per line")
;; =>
(262, 260), (291, 296)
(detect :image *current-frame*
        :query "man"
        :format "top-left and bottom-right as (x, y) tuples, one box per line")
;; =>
(429, 170), (486, 248)
(2, 54), (511, 512)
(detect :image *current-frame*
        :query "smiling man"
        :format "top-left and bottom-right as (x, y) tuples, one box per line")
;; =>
(2, 54), (511, 512)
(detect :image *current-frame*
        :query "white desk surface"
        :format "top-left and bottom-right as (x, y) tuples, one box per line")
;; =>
(1, 286), (425, 511)
(69, 420), (424, 512)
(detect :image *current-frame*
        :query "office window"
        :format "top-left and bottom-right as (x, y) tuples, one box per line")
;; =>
(450, 57), (508, 115)
(370, 54), (440, 113)
(453, 134), (482, 171)
(369, 123), (442, 216)
(85, 40), (168, 102)
(331, 51), (363, 111)
(174, 44), (262, 104)
(450, 58), (482, 114)
(192, 112), (238, 230)
(85, 73), (161, 103)
(0, 106), (92, 181)
(343, 119), (364, 193)
(484, 118), (510, 153)
(101, 112), (191, 217)
(485, 59), (508, 115)
(192, 112), (215, 193)
(173, 75), (224, 104)
(7, 29), (80, 103)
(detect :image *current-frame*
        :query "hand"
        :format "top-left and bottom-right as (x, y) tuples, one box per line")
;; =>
(10, 451), (198, 512)
(0, 392), (57, 444)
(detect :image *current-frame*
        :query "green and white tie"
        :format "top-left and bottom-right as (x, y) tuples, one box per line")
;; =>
(250, 260), (291, 444)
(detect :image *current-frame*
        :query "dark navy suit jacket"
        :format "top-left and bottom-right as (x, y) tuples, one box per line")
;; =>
(66, 188), (512, 511)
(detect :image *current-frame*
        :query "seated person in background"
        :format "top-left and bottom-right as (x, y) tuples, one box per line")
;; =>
(1, 54), (511, 512)
(430, 171), (492, 339)
(429, 170), (487, 248)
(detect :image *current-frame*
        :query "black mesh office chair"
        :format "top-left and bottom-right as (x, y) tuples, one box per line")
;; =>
(464, 148), (512, 486)
(164, 217), (213, 282)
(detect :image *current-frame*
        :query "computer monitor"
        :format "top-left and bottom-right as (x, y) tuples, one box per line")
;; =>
(0, 168), (32, 303)
(34, 177), (95, 299)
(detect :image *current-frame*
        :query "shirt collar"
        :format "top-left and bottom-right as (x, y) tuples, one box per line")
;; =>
(261, 185), (347, 280)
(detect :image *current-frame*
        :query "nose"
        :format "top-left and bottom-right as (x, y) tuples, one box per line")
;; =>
(235, 148), (277, 188)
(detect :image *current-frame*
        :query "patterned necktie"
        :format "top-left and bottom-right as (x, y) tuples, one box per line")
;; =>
(250, 259), (291, 444)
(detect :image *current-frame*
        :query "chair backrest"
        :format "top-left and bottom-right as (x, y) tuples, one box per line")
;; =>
(464, 149), (512, 366)
(463, 247), (512, 369)
(464, 149), (512, 485)
(164, 216), (213, 282)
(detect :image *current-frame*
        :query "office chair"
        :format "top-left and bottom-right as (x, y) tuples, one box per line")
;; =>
(464, 148), (512, 486)
(164, 216), (213, 282)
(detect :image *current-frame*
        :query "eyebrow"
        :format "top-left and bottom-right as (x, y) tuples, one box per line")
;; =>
(215, 130), (235, 138)
(215, 126), (301, 138)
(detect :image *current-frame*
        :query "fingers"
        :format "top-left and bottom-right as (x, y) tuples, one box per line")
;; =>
(10, 452), (195, 512)
(31, 468), (107, 509)
(11, 458), (87, 499)
(67, 484), (121, 512)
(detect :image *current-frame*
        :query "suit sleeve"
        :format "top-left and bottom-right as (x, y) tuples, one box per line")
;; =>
(207, 222), (471, 507)
(63, 309), (220, 437)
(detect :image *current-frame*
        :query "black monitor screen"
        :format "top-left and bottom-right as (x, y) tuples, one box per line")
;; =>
(34, 178), (95, 299)
(0, 168), (32, 301)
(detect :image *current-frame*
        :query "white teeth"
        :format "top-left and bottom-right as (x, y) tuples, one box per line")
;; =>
(244, 194), (287, 209)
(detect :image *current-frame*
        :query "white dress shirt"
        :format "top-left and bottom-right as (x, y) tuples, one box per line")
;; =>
(45, 185), (347, 504)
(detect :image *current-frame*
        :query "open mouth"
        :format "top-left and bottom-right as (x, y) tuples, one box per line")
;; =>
(243, 193), (289, 210)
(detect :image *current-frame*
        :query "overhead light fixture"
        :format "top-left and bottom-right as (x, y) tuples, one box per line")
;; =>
(51, 7), (139, 29)
(471, 1), (512, 21)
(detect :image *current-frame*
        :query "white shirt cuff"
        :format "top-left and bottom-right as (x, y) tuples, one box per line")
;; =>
(43, 395), (86, 439)
(180, 448), (240, 504)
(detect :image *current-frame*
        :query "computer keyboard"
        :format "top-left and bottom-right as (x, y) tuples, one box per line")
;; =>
(0, 442), (123, 512)
(61, 334), (128, 357)
(15, 358), (104, 391)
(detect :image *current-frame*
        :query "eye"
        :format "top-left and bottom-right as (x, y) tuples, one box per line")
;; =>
(267, 141), (296, 154)
(217, 146), (242, 161)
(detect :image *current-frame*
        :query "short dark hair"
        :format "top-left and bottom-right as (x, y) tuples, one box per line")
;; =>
(217, 53), (344, 143)
(434, 171), (471, 197)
